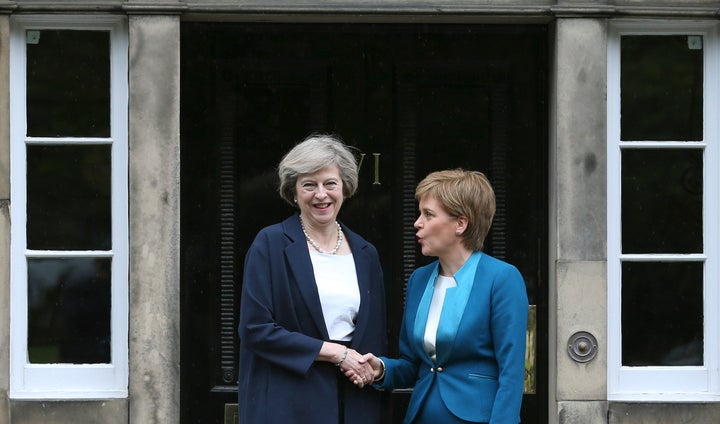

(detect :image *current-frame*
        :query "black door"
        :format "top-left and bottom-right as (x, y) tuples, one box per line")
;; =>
(181, 23), (547, 424)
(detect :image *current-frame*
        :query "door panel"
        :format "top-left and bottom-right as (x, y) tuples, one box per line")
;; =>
(181, 23), (547, 424)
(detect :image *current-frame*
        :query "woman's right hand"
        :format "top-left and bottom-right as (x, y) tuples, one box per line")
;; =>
(318, 342), (375, 387)
(358, 352), (384, 380)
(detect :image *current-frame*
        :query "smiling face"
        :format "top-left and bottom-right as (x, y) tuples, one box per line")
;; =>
(414, 195), (463, 259)
(295, 165), (345, 228)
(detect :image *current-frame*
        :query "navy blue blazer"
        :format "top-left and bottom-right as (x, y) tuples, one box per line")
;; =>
(378, 253), (528, 424)
(237, 214), (387, 424)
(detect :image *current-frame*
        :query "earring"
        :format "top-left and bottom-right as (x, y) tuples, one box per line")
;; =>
(456, 231), (461, 235)
(294, 198), (297, 203)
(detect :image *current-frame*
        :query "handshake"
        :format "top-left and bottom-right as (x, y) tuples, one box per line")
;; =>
(330, 343), (385, 389)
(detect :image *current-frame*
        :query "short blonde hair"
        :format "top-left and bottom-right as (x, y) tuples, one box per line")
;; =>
(278, 134), (359, 206)
(415, 169), (496, 251)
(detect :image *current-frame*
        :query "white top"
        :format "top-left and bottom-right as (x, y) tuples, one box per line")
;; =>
(423, 274), (457, 361)
(309, 251), (360, 341)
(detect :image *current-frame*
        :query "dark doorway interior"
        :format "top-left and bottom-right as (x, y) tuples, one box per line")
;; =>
(180, 22), (548, 424)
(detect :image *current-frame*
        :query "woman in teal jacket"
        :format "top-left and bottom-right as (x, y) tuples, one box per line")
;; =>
(358, 169), (528, 424)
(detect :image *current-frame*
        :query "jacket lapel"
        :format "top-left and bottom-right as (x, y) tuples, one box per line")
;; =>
(344, 224), (371, 348)
(435, 251), (482, 364)
(413, 263), (439, 360)
(283, 215), (330, 340)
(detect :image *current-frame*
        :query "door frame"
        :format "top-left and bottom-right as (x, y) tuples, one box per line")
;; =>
(179, 21), (549, 424)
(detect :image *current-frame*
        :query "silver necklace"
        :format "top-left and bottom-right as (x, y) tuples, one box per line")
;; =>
(299, 215), (344, 255)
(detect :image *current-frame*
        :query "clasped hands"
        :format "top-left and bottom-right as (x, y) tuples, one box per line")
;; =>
(328, 343), (383, 389)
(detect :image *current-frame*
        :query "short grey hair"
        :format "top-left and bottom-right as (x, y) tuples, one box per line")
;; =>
(278, 134), (359, 206)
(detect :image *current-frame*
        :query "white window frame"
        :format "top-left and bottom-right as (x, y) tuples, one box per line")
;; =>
(608, 20), (720, 401)
(9, 15), (129, 399)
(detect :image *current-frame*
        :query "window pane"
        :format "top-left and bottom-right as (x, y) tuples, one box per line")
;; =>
(622, 149), (702, 254)
(28, 257), (111, 364)
(27, 145), (111, 250)
(622, 262), (703, 366)
(26, 30), (110, 137)
(621, 35), (703, 141)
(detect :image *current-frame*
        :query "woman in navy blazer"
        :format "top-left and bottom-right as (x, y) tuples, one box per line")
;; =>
(358, 169), (528, 424)
(237, 135), (386, 424)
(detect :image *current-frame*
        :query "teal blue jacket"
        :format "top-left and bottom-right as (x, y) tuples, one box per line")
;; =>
(378, 252), (528, 424)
